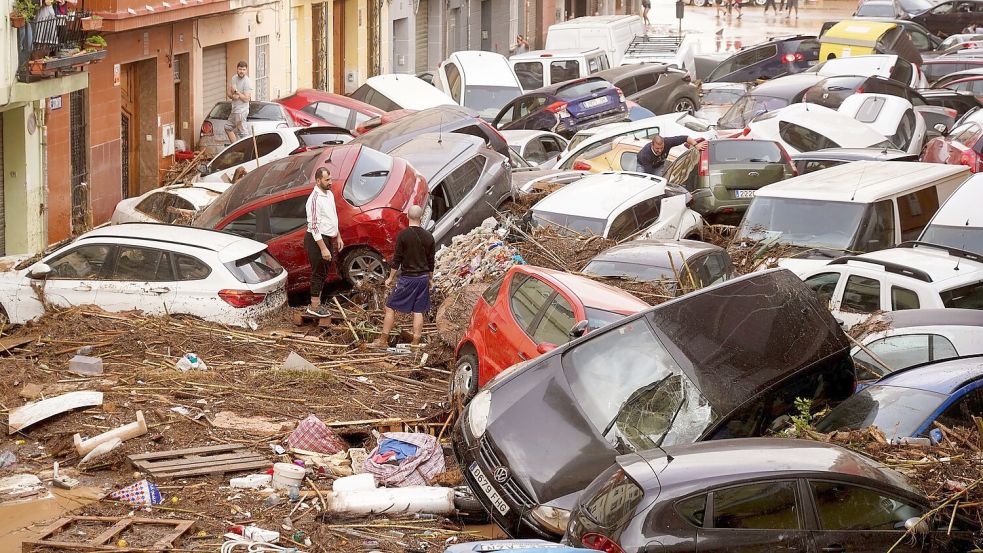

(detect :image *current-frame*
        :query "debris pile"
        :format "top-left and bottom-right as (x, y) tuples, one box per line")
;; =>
(432, 221), (520, 300)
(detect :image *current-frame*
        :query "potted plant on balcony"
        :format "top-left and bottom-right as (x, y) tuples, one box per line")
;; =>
(10, 0), (38, 28)
(84, 35), (107, 51)
(81, 14), (102, 30)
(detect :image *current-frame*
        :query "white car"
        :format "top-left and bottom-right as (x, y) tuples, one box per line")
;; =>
(198, 101), (293, 157)
(111, 183), (230, 224)
(851, 308), (983, 380)
(546, 112), (716, 170)
(745, 103), (893, 155)
(799, 242), (983, 329)
(349, 74), (456, 111)
(501, 130), (569, 165)
(809, 54), (928, 89)
(919, 173), (983, 255)
(195, 126), (352, 184)
(435, 51), (524, 121)
(529, 172), (704, 241)
(0, 224), (287, 328)
(837, 94), (927, 155)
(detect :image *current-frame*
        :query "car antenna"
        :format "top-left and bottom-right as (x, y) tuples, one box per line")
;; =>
(438, 114), (444, 144)
(954, 217), (970, 271)
(849, 165), (867, 202)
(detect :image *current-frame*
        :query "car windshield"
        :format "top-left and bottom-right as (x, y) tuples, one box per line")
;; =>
(940, 280), (983, 309)
(702, 88), (745, 105)
(583, 259), (676, 283)
(717, 95), (790, 130)
(737, 198), (867, 251)
(898, 0), (931, 10)
(920, 224), (983, 256)
(343, 147), (394, 206)
(563, 318), (715, 452)
(856, 2), (897, 16)
(710, 141), (784, 164)
(815, 385), (947, 439)
(466, 86), (522, 120)
(532, 210), (607, 236)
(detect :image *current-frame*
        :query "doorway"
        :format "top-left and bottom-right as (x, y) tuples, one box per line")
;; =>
(313, 2), (328, 90)
(332, 0), (345, 94)
(174, 53), (191, 149)
(481, 0), (491, 50)
(119, 63), (138, 199)
(69, 89), (89, 235)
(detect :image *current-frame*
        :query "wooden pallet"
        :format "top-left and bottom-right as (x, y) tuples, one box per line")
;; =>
(22, 516), (194, 552)
(128, 444), (269, 479)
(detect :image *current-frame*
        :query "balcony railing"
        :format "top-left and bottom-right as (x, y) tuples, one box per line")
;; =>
(16, 5), (108, 83)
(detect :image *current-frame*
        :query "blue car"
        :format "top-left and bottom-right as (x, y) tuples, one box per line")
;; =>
(444, 540), (576, 553)
(816, 355), (983, 441)
(492, 77), (628, 138)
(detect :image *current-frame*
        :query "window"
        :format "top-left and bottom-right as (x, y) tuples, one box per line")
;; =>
(676, 495), (707, 527)
(907, 29), (932, 51)
(842, 275), (881, 313)
(550, 60), (581, 84)
(496, 102), (517, 127)
(514, 62), (544, 90)
(344, 147), (394, 206)
(48, 244), (114, 280)
(634, 72), (658, 91)
(430, 183), (452, 223)
(517, 96), (547, 118)
(854, 334), (958, 378)
(297, 128), (351, 148)
(891, 286), (920, 310)
(445, 62), (463, 104)
(800, 159), (844, 174)
(481, 275), (505, 306)
(135, 193), (169, 220)
(779, 121), (840, 152)
(704, 253), (734, 285)
(578, 467), (646, 535)
(175, 254), (211, 280)
(940, 281), (983, 309)
(607, 210), (638, 242)
(313, 103), (354, 128)
(810, 481), (920, 531)
(804, 272), (840, 306)
(224, 250), (284, 283)
(937, 387), (983, 429)
(620, 152), (639, 172)
(631, 198), (662, 229)
(113, 247), (171, 281)
(891, 60), (914, 87)
(509, 275), (555, 332)
(854, 97), (886, 124)
(712, 481), (799, 529)
(855, 200), (896, 252)
(898, 187), (939, 241)
(709, 140), (782, 163)
(444, 156), (484, 201)
(532, 294), (575, 345)
(616, 77), (638, 96)
(543, 138), (564, 157)
(226, 210), (260, 241)
(557, 78), (607, 100)
(211, 133), (284, 172)
(254, 35), (270, 101)
(523, 139), (548, 164)
(890, 110), (917, 151)
(267, 196), (308, 237)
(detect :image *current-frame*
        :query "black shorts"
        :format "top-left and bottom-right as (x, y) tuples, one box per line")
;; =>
(641, 0), (651, 7)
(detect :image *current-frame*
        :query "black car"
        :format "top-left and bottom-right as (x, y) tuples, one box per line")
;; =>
(705, 36), (820, 84)
(350, 105), (510, 157)
(453, 269), (856, 539)
(564, 438), (980, 553)
(714, 73), (826, 131)
(492, 77), (629, 138)
(593, 64), (701, 115)
(911, 0), (983, 37)
(791, 147), (918, 174)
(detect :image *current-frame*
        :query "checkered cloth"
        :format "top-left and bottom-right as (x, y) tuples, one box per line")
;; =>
(110, 479), (162, 506)
(287, 415), (347, 454)
(363, 432), (445, 487)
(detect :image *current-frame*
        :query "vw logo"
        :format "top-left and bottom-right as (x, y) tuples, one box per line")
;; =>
(493, 466), (510, 483)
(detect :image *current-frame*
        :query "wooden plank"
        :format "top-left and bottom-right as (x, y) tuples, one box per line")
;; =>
(128, 443), (246, 461)
(22, 516), (195, 552)
(151, 458), (271, 478)
(154, 520), (196, 547)
(0, 334), (36, 354)
(134, 453), (265, 472)
(91, 519), (132, 545)
(326, 416), (426, 428)
(8, 391), (103, 434)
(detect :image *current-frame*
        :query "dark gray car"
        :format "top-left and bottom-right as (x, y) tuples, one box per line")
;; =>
(390, 133), (512, 247)
(582, 239), (736, 292)
(792, 147), (918, 174)
(594, 64), (701, 115)
(352, 105), (510, 158)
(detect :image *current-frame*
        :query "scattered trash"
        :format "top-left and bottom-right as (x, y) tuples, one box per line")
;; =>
(8, 391), (104, 434)
(212, 411), (295, 435)
(363, 432), (445, 487)
(291, 448), (352, 477)
(271, 462), (306, 490)
(287, 414), (346, 454)
(0, 473), (47, 502)
(130, 444), (269, 478)
(68, 355), (103, 376)
(170, 406), (192, 416)
(23, 516), (195, 551)
(326, 485), (455, 515)
(271, 444), (287, 455)
(76, 345), (94, 356)
(51, 462), (79, 490)
(281, 351), (317, 372)
(0, 451), (16, 470)
(79, 437), (122, 465)
(109, 479), (163, 506)
(332, 473), (376, 492)
(287, 485), (301, 502)
(348, 448), (368, 475)
(230, 474), (272, 489)
(73, 410), (147, 455)
(263, 493), (282, 507)
(175, 352), (208, 372)
(228, 524), (280, 542)
(432, 224), (519, 298)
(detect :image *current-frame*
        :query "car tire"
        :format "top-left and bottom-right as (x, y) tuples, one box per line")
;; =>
(341, 247), (387, 286)
(453, 487), (491, 523)
(671, 96), (699, 114)
(450, 351), (480, 405)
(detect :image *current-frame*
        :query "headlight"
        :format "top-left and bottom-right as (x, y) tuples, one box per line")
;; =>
(529, 505), (571, 534)
(467, 390), (492, 438)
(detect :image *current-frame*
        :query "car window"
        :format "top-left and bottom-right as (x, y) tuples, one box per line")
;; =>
(891, 286), (920, 310)
(907, 29), (932, 51)
(444, 155), (484, 201)
(532, 293), (575, 345)
(704, 252), (733, 285)
(509, 274), (555, 333)
(496, 101), (517, 127)
(891, 60), (914, 87)
(712, 481), (799, 529)
(891, 110), (917, 151)
(514, 62), (544, 90)
(937, 387), (983, 429)
(47, 244), (115, 280)
(931, 0), (954, 12)
(898, 188), (940, 242)
(940, 280), (983, 309)
(265, 196), (308, 238)
(344, 147), (394, 206)
(297, 128), (352, 148)
(249, 103), (288, 121)
(445, 62), (463, 104)
(799, 159), (844, 174)
(779, 121), (840, 151)
(616, 77), (638, 96)
(842, 275), (881, 313)
(551, 60), (581, 84)
(543, 138), (564, 156)
(631, 198), (662, 230)
(576, 466), (646, 538)
(634, 72), (658, 91)
(730, 45), (778, 74)
(523, 139), (548, 164)
(855, 199), (896, 252)
(675, 494), (708, 528)
(135, 192), (169, 220)
(607, 209), (638, 242)
(804, 272), (840, 306)
(587, 56), (601, 74)
(710, 140), (783, 163)
(482, 275), (506, 306)
(810, 481), (920, 531)
(430, 182), (452, 223)
(854, 334), (957, 378)
(210, 139), (256, 172)
(174, 254), (211, 281)
(620, 151), (639, 172)
(518, 97), (548, 118)
(225, 209), (262, 241)
(557, 78), (608, 99)
(224, 250), (284, 283)
(313, 102), (353, 128)
(113, 246), (172, 281)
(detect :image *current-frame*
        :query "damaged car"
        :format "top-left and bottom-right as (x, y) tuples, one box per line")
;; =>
(452, 269), (856, 539)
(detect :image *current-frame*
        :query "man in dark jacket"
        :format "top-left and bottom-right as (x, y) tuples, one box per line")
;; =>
(636, 135), (707, 177)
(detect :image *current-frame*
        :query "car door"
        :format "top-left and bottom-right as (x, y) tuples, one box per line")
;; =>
(38, 243), (117, 312)
(484, 272), (557, 372)
(696, 480), (811, 553)
(803, 271), (843, 312)
(515, 95), (550, 131)
(806, 480), (924, 553)
(206, 132), (285, 183)
(837, 273), (885, 329)
(528, 290), (579, 349)
(168, 253), (215, 319)
(438, 155), (486, 244)
(493, 99), (521, 130)
(953, 1), (982, 36)
(917, 1), (957, 34)
(222, 194), (310, 290)
(97, 245), (177, 315)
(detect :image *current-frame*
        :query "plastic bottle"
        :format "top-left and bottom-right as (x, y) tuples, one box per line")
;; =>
(227, 525), (280, 543)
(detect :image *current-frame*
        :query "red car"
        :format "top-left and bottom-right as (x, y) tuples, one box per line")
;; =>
(276, 89), (385, 131)
(921, 114), (983, 173)
(194, 144), (429, 292)
(354, 109), (417, 136)
(451, 265), (649, 402)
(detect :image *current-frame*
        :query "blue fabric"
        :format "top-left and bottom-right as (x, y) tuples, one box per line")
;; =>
(377, 438), (419, 461)
(386, 274), (431, 314)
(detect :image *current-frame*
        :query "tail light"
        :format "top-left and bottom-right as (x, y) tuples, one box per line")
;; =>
(698, 148), (709, 177)
(581, 533), (625, 553)
(296, 116), (312, 127)
(943, 108), (958, 118)
(290, 146), (310, 155)
(782, 52), (805, 63)
(855, 86), (865, 94)
(545, 101), (569, 114)
(573, 160), (592, 171)
(218, 289), (267, 308)
(775, 143), (797, 175)
(959, 151), (981, 173)
(742, 126), (752, 136)
(614, 87), (626, 103)
(201, 121), (214, 136)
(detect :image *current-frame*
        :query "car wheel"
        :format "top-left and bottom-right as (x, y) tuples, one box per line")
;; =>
(672, 96), (698, 114)
(341, 247), (387, 285)
(694, 0), (708, 6)
(450, 351), (480, 405)
(453, 486), (491, 523)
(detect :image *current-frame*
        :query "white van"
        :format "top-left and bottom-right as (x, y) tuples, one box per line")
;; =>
(735, 161), (971, 274)
(919, 173), (983, 255)
(349, 74), (456, 111)
(435, 51), (524, 121)
(508, 48), (611, 91)
(545, 15), (645, 67)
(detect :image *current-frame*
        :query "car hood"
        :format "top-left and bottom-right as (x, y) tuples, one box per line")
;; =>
(773, 256), (837, 276)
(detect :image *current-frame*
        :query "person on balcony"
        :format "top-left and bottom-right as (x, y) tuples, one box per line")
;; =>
(35, 0), (58, 47)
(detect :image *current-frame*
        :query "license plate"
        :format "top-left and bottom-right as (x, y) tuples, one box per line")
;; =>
(734, 189), (756, 198)
(470, 462), (510, 515)
(581, 97), (609, 109)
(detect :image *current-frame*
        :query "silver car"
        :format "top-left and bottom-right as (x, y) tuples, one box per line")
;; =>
(198, 101), (292, 156)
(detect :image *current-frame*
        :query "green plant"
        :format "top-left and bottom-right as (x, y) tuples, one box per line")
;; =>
(85, 35), (107, 46)
(12, 0), (39, 21)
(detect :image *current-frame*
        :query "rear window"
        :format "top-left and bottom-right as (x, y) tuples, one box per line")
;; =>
(224, 250), (284, 284)
(557, 78), (611, 100)
(579, 467), (646, 531)
(297, 128), (352, 147)
(778, 121), (840, 151)
(709, 141), (783, 164)
(940, 280), (983, 309)
(343, 147), (394, 206)
(532, 211), (606, 236)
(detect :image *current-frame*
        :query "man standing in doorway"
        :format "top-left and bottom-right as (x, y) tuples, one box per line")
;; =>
(636, 135), (707, 177)
(372, 206), (435, 349)
(225, 61), (252, 143)
(305, 168), (344, 317)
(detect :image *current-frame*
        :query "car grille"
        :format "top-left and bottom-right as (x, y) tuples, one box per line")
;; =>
(478, 436), (536, 508)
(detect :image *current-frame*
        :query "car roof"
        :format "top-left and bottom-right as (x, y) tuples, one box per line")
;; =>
(815, 54), (900, 76)
(511, 48), (606, 60)
(749, 73), (827, 98)
(852, 243), (983, 284)
(876, 355), (983, 394)
(596, 63), (670, 80)
(623, 438), (916, 493)
(363, 74), (455, 108)
(879, 307), (983, 330)
(445, 51), (517, 86)
(754, 103), (889, 145)
(790, 147), (913, 161)
(79, 223), (266, 263)
(532, 172), (665, 218)
(927, 174), (983, 227)
(352, 105), (481, 152)
(548, 14), (640, 27)
(589, 239), (723, 267)
(389, 132), (483, 181)
(282, 89), (384, 115)
(754, 161), (968, 203)
(517, 265), (650, 313)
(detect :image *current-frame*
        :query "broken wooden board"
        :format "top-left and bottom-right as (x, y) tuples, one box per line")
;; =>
(8, 391), (103, 435)
(0, 334), (37, 355)
(21, 515), (194, 552)
(210, 410), (295, 435)
(128, 444), (270, 479)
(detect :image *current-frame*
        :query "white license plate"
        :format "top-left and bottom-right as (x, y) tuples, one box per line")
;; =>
(734, 189), (756, 198)
(470, 462), (510, 515)
(581, 97), (608, 109)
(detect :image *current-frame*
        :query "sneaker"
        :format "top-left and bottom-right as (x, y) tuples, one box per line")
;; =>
(306, 304), (332, 318)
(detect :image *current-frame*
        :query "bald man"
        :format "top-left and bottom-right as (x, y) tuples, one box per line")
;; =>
(373, 205), (435, 348)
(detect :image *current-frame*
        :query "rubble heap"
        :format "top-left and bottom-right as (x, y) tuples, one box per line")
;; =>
(432, 221), (520, 301)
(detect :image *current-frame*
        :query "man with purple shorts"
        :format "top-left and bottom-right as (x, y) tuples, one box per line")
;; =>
(373, 205), (435, 348)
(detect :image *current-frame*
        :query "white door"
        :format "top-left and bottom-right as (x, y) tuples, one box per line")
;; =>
(834, 273), (884, 330)
(202, 45), (228, 117)
(168, 253), (215, 318)
(96, 245), (176, 315)
(40, 243), (116, 310)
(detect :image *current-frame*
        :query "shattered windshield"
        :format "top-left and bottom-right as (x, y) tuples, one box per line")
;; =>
(563, 318), (716, 452)
(717, 95), (790, 130)
(737, 197), (867, 252)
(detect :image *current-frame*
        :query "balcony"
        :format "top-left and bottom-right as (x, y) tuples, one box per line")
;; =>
(84, 0), (229, 32)
(15, 8), (107, 83)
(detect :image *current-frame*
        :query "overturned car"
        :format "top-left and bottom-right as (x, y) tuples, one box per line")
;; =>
(452, 269), (856, 539)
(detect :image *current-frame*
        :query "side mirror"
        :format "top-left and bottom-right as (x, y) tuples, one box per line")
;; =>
(28, 263), (52, 280)
(934, 123), (948, 134)
(536, 342), (558, 354)
(425, 219), (436, 232)
(198, 163), (209, 176)
(904, 517), (930, 535)
(569, 319), (590, 339)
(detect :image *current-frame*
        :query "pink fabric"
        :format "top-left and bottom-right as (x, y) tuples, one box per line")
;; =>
(287, 414), (347, 454)
(362, 432), (445, 487)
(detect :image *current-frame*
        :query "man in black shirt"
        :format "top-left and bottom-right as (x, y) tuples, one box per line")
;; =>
(636, 135), (707, 176)
(373, 205), (436, 348)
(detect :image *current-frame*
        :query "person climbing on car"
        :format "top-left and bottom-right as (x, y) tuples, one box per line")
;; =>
(304, 167), (344, 318)
(636, 135), (707, 177)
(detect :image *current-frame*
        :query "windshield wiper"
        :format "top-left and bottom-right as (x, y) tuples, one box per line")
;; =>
(601, 375), (671, 439)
